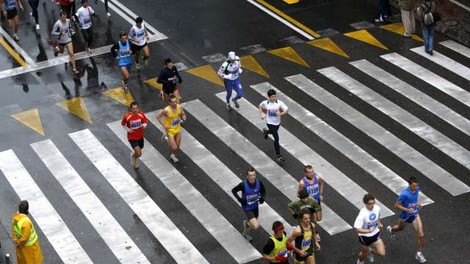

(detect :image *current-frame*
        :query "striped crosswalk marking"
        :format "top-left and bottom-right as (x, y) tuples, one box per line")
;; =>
(410, 47), (470, 81)
(245, 85), (434, 206)
(0, 149), (93, 264)
(381, 53), (470, 107)
(146, 110), (295, 237)
(318, 66), (470, 171)
(69, 129), (209, 264)
(216, 92), (396, 216)
(106, 121), (261, 264)
(439, 40), (470, 59)
(30, 140), (151, 264)
(285, 73), (470, 196)
(351, 59), (470, 137)
(184, 99), (352, 235)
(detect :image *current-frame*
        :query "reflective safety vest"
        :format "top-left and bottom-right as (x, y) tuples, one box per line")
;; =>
(13, 216), (38, 247)
(269, 234), (288, 262)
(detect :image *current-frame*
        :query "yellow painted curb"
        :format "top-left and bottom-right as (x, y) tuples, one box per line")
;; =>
(103, 87), (135, 107)
(11, 108), (44, 136)
(0, 37), (28, 67)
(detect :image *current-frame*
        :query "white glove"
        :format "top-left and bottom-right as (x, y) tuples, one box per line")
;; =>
(224, 74), (232, 79)
(125, 126), (133, 133)
(238, 68), (243, 74)
(142, 123), (148, 129)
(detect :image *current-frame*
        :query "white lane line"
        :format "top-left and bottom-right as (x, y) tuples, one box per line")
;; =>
(246, 0), (315, 40)
(449, 0), (470, 12)
(248, 83), (433, 207)
(286, 73), (470, 196)
(439, 40), (470, 59)
(102, 0), (166, 39)
(0, 149), (93, 264)
(106, 122), (261, 264)
(410, 47), (470, 81)
(351, 59), (470, 137)
(31, 139), (151, 264)
(69, 129), (208, 264)
(0, 36), (165, 80)
(319, 66), (470, 171)
(184, 99), (352, 235)
(146, 110), (295, 237)
(381, 53), (470, 107)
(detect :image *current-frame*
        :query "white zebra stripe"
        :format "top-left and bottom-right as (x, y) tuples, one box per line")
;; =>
(69, 129), (209, 264)
(31, 139), (151, 264)
(0, 149), (93, 264)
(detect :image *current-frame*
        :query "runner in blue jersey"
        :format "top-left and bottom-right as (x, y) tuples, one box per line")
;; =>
(387, 176), (427, 263)
(1, 0), (23, 41)
(232, 167), (266, 242)
(298, 165), (324, 242)
(111, 31), (133, 93)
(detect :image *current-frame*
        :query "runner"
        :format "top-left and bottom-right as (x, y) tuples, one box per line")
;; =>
(51, 11), (80, 75)
(121, 101), (148, 169)
(129, 16), (150, 70)
(298, 165), (324, 241)
(111, 31), (132, 93)
(387, 176), (427, 263)
(287, 208), (320, 264)
(231, 167), (266, 242)
(354, 193), (386, 264)
(55, 0), (76, 19)
(157, 58), (182, 103)
(217, 51), (243, 111)
(74, 0), (96, 53)
(259, 89), (288, 162)
(262, 221), (303, 264)
(1, 0), (24, 41)
(156, 94), (187, 163)
(288, 189), (321, 223)
(28, 0), (40, 30)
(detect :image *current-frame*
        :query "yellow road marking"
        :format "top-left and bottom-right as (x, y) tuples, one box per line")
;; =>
(283, 0), (299, 4)
(144, 78), (162, 90)
(186, 65), (225, 87)
(268, 47), (310, 67)
(240, 55), (270, 78)
(254, 0), (322, 39)
(0, 36), (28, 67)
(380, 23), (423, 42)
(307, 38), (350, 58)
(11, 108), (45, 136)
(344, 29), (389, 50)
(56, 97), (93, 123)
(103, 87), (135, 107)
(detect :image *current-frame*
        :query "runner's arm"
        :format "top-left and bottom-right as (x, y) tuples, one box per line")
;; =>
(231, 182), (244, 204)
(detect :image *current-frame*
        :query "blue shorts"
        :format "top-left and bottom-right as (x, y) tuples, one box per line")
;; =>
(400, 214), (417, 223)
(119, 63), (132, 69)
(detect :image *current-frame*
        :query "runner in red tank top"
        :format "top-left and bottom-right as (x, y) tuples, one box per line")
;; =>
(121, 101), (148, 169)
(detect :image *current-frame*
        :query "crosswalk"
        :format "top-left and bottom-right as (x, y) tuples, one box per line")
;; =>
(1, 40), (470, 263)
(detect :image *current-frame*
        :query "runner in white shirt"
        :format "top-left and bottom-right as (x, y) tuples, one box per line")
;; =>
(353, 194), (386, 264)
(74, 0), (95, 53)
(51, 11), (79, 75)
(259, 89), (288, 163)
(129, 16), (150, 70)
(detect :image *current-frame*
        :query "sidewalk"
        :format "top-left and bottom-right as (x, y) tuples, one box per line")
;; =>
(390, 0), (470, 46)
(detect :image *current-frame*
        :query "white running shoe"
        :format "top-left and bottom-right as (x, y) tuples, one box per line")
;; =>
(130, 152), (138, 168)
(106, 12), (111, 17)
(356, 259), (364, 264)
(386, 225), (395, 240)
(170, 154), (179, 163)
(13, 34), (20, 41)
(161, 134), (168, 142)
(36, 24), (40, 30)
(241, 220), (249, 236)
(367, 248), (374, 262)
(415, 252), (427, 263)
(135, 62), (141, 70)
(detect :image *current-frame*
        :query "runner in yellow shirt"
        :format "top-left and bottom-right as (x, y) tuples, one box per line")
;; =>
(157, 94), (187, 163)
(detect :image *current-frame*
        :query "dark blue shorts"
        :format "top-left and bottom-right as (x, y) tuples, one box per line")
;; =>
(129, 139), (144, 149)
(401, 215), (417, 223)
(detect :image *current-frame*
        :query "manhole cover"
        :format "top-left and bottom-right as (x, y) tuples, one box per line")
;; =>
(444, 20), (458, 26)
